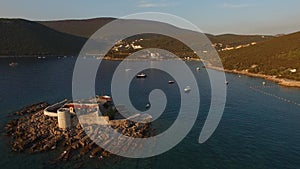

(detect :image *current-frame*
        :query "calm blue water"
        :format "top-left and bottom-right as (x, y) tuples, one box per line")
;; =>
(1, 57), (300, 169)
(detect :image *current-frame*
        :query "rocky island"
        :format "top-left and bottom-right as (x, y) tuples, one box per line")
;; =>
(5, 98), (153, 164)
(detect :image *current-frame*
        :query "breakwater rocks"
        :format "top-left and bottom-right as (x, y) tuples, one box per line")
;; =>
(5, 102), (153, 163)
(14, 102), (49, 116)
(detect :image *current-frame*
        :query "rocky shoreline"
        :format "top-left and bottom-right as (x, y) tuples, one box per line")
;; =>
(207, 65), (300, 88)
(5, 102), (153, 163)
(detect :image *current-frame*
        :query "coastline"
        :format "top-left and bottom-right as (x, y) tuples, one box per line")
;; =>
(207, 66), (300, 88)
(102, 58), (300, 88)
(2, 55), (299, 88)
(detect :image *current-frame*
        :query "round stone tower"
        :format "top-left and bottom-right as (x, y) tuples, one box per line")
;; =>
(57, 108), (71, 129)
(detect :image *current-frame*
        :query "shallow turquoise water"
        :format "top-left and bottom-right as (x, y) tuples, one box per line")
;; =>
(1, 57), (300, 169)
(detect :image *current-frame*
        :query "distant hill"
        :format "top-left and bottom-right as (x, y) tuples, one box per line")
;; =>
(220, 32), (300, 80)
(0, 19), (86, 55)
(206, 34), (273, 50)
(0, 17), (299, 80)
(39, 18), (273, 47)
(39, 18), (115, 38)
(0, 17), (274, 56)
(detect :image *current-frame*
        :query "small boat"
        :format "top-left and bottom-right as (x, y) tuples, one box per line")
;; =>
(100, 95), (112, 101)
(262, 82), (266, 85)
(51, 145), (56, 150)
(196, 67), (201, 71)
(168, 80), (175, 84)
(146, 103), (150, 109)
(225, 81), (229, 85)
(184, 86), (191, 93)
(125, 68), (132, 72)
(9, 62), (18, 67)
(136, 73), (147, 78)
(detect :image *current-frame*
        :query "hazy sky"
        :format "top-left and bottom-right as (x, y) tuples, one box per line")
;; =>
(1, 0), (300, 35)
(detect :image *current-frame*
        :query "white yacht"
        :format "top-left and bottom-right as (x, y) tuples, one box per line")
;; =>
(168, 80), (175, 84)
(136, 73), (147, 78)
(184, 86), (191, 93)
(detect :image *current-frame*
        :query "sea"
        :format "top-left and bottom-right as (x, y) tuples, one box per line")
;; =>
(0, 56), (300, 169)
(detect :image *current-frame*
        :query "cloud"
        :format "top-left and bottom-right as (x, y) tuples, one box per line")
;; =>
(137, 1), (171, 8)
(222, 3), (251, 8)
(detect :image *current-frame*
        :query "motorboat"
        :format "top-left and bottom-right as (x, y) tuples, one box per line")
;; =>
(136, 73), (147, 78)
(9, 62), (18, 67)
(146, 103), (150, 109)
(168, 80), (175, 84)
(184, 86), (191, 93)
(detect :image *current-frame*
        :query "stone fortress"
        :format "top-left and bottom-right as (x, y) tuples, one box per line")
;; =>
(5, 95), (153, 162)
(43, 95), (152, 129)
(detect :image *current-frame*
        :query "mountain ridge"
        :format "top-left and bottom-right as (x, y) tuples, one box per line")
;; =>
(0, 17), (299, 80)
(0, 18), (86, 55)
